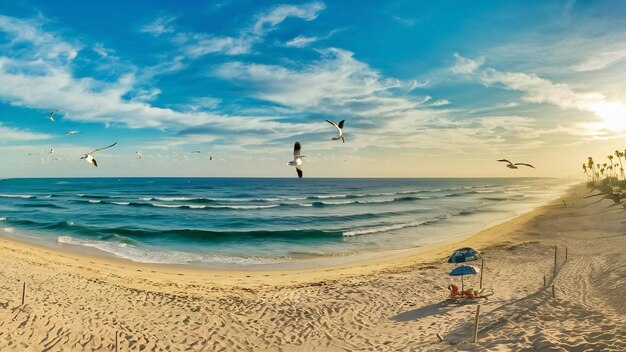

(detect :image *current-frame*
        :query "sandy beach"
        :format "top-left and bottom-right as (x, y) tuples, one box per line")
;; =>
(0, 183), (624, 351)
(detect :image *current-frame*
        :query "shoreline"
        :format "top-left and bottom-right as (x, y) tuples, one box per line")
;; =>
(0, 183), (577, 288)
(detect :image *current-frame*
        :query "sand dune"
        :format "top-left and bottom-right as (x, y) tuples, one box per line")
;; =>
(0, 184), (624, 351)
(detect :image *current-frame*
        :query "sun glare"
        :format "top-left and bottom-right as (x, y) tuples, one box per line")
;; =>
(588, 102), (626, 131)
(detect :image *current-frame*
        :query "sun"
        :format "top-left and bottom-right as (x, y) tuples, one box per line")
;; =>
(588, 102), (626, 131)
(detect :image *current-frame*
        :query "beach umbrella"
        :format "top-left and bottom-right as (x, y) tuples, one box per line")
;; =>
(447, 247), (481, 263)
(448, 247), (485, 289)
(449, 265), (480, 297)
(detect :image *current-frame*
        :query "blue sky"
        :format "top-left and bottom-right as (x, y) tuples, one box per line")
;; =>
(0, 0), (625, 177)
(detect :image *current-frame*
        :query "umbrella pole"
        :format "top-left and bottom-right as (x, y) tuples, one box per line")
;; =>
(480, 258), (484, 290)
(461, 274), (464, 297)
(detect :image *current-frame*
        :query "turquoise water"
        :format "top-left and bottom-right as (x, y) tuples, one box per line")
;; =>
(0, 178), (570, 267)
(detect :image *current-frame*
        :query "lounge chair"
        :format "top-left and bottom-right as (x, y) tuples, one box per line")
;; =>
(447, 285), (493, 299)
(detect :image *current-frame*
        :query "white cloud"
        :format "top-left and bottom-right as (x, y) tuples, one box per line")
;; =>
(0, 14), (79, 61)
(214, 48), (427, 118)
(572, 48), (626, 72)
(252, 2), (326, 35)
(0, 15), (317, 139)
(452, 54), (626, 132)
(285, 29), (342, 48)
(451, 53), (484, 74)
(140, 16), (176, 37)
(187, 97), (222, 111)
(93, 42), (114, 58)
(171, 2), (326, 58)
(178, 33), (254, 57)
(392, 16), (417, 27)
(0, 124), (52, 142)
(431, 99), (450, 106)
(286, 35), (319, 48)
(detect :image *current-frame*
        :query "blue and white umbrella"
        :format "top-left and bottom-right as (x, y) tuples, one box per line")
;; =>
(449, 265), (480, 297)
(447, 247), (481, 263)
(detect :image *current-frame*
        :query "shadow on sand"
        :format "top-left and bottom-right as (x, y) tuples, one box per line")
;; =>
(391, 301), (462, 322)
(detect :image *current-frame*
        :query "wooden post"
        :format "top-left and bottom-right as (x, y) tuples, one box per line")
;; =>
(479, 258), (484, 290)
(543, 274), (546, 287)
(565, 247), (568, 262)
(552, 284), (555, 299)
(21, 282), (25, 305)
(115, 331), (119, 352)
(553, 246), (557, 278)
(436, 333), (443, 342)
(472, 304), (481, 343)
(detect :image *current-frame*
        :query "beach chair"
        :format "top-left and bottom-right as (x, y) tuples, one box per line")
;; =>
(447, 285), (493, 300)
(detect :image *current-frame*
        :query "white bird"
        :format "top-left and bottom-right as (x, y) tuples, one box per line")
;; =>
(287, 141), (305, 178)
(65, 130), (80, 135)
(81, 142), (117, 167)
(46, 110), (59, 123)
(325, 119), (345, 143)
(136, 151), (143, 159)
(48, 148), (55, 156)
(497, 159), (535, 169)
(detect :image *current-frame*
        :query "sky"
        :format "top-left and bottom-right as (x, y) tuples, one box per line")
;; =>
(0, 0), (625, 178)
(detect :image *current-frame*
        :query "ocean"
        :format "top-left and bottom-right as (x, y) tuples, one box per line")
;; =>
(0, 178), (572, 268)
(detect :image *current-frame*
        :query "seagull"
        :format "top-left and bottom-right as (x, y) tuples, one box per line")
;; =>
(65, 130), (80, 135)
(48, 148), (55, 156)
(497, 159), (535, 169)
(136, 151), (143, 159)
(325, 119), (345, 143)
(287, 141), (305, 178)
(81, 142), (117, 167)
(209, 156), (213, 161)
(46, 110), (59, 123)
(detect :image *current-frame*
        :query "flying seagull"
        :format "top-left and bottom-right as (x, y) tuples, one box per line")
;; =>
(287, 141), (305, 178)
(325, 119), (345, 143)
(65, 130), (80, 135)
(497, 159), (535, 169)
(191, 150), (201, 154)
(81, 142), (117, 167)
(46, 110), (59, 123)
(136, 151), (143, 159)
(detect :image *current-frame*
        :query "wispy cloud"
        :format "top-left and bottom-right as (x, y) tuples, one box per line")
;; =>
(214, 48), (427, 118)
(285, 29), (341, 48)
(285, 35), (319, 48)
(392, 15), (418, 27)
(572, 48), (626, 72)
(452, 54), (626, 132)
(166, 2), (326, 58)
(0, 14), (79, 61)
(252, 2), (325, 35)
(0, 124), (52, 142)
(139, 16), (176, 37)
(0, 14), (315, 139)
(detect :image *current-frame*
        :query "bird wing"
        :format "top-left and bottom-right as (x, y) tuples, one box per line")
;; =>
(296, 167), (303, 178)
(294, 141), (301, 159)
(91, 157), (98, 167)
(337, 120), (345, 129)
(325, 120), (339, 129)
(514, 163), (535, 168)
(89, 142), (117, 154)
(497, 159), (512, 164)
